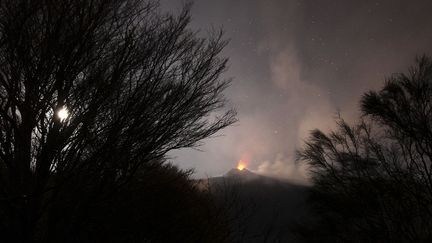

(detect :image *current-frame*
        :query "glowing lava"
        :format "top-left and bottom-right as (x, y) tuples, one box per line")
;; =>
(237, 160), (247, 171)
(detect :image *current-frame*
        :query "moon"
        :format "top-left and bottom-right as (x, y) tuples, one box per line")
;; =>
(57, 107), (69, 121)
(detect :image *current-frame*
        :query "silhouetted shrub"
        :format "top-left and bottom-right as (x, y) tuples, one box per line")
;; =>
(297, 56), (432, 243)
(44, 161), (232, 243)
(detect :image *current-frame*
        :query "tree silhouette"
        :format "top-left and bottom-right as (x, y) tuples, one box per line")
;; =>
(296, 56), (432, 242)
(0, 0), (236, 242)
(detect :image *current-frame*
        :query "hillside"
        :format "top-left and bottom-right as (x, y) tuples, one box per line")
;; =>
(199, 169), (311, 242)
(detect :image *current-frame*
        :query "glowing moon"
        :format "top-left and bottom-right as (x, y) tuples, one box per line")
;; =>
(57, 107), (69, 121)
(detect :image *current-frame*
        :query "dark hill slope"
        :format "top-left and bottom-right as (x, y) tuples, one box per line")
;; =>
(201, 169), (310, 242)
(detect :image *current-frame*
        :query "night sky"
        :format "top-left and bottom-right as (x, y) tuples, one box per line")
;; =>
(163, 0), (432, 181)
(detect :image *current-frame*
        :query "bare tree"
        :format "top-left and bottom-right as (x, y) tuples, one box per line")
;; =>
(0, 0), (236, 242)
(296, 56), (432, 243)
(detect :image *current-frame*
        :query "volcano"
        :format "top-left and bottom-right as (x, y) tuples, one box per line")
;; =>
(225, 167), (258, 178)
(199, 168), (311, 243)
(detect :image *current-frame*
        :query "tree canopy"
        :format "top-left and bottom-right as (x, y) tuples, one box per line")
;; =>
(0, 0), (236, 242)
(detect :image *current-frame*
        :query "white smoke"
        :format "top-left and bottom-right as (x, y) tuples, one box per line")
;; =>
(256, 153), (309, 184)
(249, 44), (334, 184)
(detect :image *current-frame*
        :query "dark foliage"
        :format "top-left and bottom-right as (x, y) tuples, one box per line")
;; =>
(0, 0), (236, 242)
(47, 162), (232, 243)
(296, 56), (432, 243)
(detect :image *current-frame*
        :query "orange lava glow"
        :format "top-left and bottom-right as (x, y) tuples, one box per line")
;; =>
(237, 160), (246, 171)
